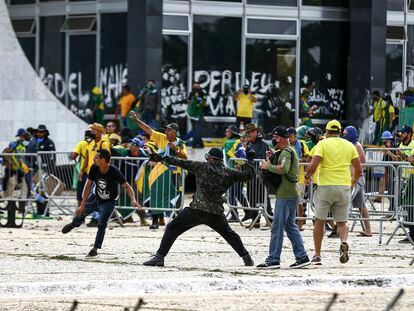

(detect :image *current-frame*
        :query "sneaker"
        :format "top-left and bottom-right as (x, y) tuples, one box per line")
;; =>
(86, 219), (98, 227)
(256, 261), (280, 269)
(149, 223), (159, 230)
(311, 255), (322, 265)
(290, 256), (311, 269)
(242, 254), (254, 266)
(62, 223), (75, 234)
(143, 253), (164, 267)
(86, 248), (98, 257)
(339, 242), (349, 264)
(327, 231), (339, 238)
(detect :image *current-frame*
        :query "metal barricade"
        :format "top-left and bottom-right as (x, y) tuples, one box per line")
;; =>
(0, 152), (38, 226)
(112, 156), (185, 221)
(386, 164), (414, 245)
(365, 147), (411, 162)
(226, 158), (270, 229)
(36, 151), (77, 216)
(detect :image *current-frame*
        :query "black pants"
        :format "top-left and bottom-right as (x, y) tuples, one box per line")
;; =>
(157, 207), (249, 257)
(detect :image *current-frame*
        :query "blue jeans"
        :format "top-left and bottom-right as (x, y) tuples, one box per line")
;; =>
(373, 121), (381, 145)
(72, 194), (115, 249)
(267, 198), (307, 263)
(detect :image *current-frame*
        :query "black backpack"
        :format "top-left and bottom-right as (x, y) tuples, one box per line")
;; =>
(259, 147), (297, 193)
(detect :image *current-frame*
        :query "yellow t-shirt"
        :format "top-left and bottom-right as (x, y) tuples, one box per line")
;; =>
(399, 140), (414, 177)
(73, 140), (91, 173)
(308, 146), (321, 185)
(381, 104), (395, 127)
(118, 93), (136, 117)
(86, 139), (110, 173)
(373, 99), (386, 122)
(313, 137), (359, 186)
(150, 131), (187, 158)
(236, 93), (255, 118)
(298, 140), (309, 184)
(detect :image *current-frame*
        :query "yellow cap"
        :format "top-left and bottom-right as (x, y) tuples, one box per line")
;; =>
(88, 123), (106, 134)
(326, 119), (342, 131)
(108, 133), (121, 142)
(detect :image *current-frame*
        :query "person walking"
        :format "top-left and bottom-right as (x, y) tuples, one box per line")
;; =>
(62, 149), (141, 257)
(305, 120), (362, 265)
(257, 126), (310, 269)
(371, 91), (385, 145)
(142, 148), (255, 267)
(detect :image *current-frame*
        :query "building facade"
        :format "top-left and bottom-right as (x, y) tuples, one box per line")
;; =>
(6, 0), (411, 138)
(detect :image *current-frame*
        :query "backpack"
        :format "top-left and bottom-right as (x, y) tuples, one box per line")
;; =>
(259, 147), (297, 193)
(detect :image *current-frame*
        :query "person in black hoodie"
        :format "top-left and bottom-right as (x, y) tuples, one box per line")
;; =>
(35, 124), (56, 174)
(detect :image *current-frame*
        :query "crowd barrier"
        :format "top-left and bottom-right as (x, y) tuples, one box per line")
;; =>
(0, 152), (185, 226)
(1, 150), (414, 245)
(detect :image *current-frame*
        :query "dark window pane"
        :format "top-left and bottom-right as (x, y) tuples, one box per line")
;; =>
(246, 39), (296, 131)
(385, 44), (403, 95)
(18, 37), (35, 69)
(248, 0), (297, 5)
(406, 25), (414, 87)
(387, 0), (404, 11)
(247, 19), (296, 35)
(162, 35), (188, 133)
(387, 26), (406, 40)
(62, 16), (96, 32)
(100, 13), (128, 113)
(10, 0), (35, 4)
(69, 35), (96, 120)
(39, 16), (66, 101)
(193, 15), (241, 126)
(39, 0), (64, 2)
(163, 15), (189, 31)
(196, 0), (241, 2)
(300, 21), (349, 119)
(302, 0), (348, 7)
(11, 19), (35, 34)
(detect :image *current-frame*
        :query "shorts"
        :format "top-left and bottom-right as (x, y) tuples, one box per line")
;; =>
(313, 185), (351, 222)
(351, 176), (366, 209)
(298, 184), (306, 204)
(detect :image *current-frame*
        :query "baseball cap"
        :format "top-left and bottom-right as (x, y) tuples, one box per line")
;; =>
(326, 119), (342, 131)
(287, 127), (297, 135)
(272, 126), (290, 138)
(15, 128), (26, 137)
(205, 148), (223, 161)
(399, 125), (413, 134)
(165, 123), (180, 136)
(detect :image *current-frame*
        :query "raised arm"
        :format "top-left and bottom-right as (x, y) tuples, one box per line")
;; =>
(228, 162), (255, 183)
(150, 153), (201, 172)
(129, 111), (153, 135)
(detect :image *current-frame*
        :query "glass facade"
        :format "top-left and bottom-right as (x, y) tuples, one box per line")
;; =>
(6, 0), (410, 133)
(300, 21), (349, 120)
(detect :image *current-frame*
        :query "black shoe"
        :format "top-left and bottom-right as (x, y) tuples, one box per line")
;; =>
(87, 248), (98, 257)
(242, 254), (254, 266)
(143, 253), (164, 266)
(62, 223), (75, 234)
(290, 256), (311, 269)
(256, 261), (280, 269)
(149, 223), (159, 229)
(86, 219), (98, 227)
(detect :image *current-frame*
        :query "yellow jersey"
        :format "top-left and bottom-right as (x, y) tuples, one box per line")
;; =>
(150, 130), (187, 158)
(86, 138), (110, 173)
(73, 140), (91, 173)
(313, 137), (359, 186)
(118, 93), (136, 117)
(236, 93), (255, 118)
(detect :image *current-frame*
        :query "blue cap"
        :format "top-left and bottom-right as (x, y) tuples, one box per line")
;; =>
(381, 131), (393, 140)
(15, 128), (26, 137)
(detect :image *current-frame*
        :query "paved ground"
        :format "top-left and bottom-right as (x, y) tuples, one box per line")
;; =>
(1, 203), (414, 310)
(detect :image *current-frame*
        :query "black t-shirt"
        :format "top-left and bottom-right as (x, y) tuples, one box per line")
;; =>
(88, 164), (126, 201)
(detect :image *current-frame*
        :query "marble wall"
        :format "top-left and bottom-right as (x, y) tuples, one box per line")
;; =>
(0, 0), (87, 152)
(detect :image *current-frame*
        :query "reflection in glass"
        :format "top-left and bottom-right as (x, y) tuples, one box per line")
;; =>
(385, 44), (403, 98)
(100, 13), (127, 113)
(300, 20), (349, 120)
(246, 39), (296, 130)
(247, 0), (297, 5)
(69, 35), (96, 121)
(162, 35), (189, 133)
